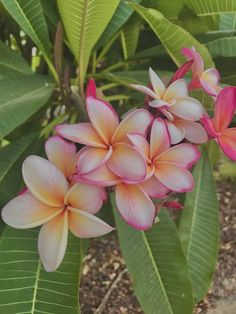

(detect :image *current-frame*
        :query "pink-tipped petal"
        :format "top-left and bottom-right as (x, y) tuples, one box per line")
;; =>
(150, 118), (170, 159)
(213, 86), (236, 132)
(86, 97), (119, 144)
(201, 117), (219, 138)
(77, 146), (112, 175)
(200, 68), (221, 96)
(45, 136), (77, 178)
(22, 156), (68, 207)
(127, 133), (150, 160)
(169, 60), (194, 84)
(56, 123), (105, 148)
(178, 120), (208, 143)
(165, 120), (185, 144)
(65, 183), (104, 214)
(155, 143), (200, 168)
(164, 79), (188, 100)
(38, 211), (68, 272)
(78, 164), (122, 187)
(149, 67), (166, 97)
(107, 143), (146, 182)
(115, 183), (155, 230)
(68, 207), (113, 238)
(112, 109), (153, 143)
(218, 128), (236, 161)
(140, 176), (169, 198)
(86, 78), (97, 98)
(129, 84), (157, 99)
(181, 47), (204, 76)
(1, 192), (63, 229)
(169, 97), (204, 121)
(155, 163), (194, 193)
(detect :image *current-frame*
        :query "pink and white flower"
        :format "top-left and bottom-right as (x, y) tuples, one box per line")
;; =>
(182, 47), (222, 97)
(56, 97), (153, 184)
(201, 86), (236, 160)
(130, 67), (207, 144)
(1, 155), (113, 272)
(114, 118), (200, 231)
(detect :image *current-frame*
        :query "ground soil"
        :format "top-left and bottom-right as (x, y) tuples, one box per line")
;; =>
(79, 181), (236, 314)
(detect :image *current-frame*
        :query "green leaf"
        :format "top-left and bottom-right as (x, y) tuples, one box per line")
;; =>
(0, 41), (32, 74)
(178, 149), (219, 301)
(121, 16), (141, 59)
(129, 3), (214, 67)
(205, 37), (236, 57)
(0, 134), (41, 205)
(41, 0), (59, 28)
(0, 227), (84, 313)
(141, 0), (185, 19)
(186, 0), (236, 16)
(113, 199), (194, 314)
(219, 12), (236, 31)
(57, 0), (119, 89)
(96, 0), (142, 49)
(0, 72), (54, 139)
(97, 70), (173, 86)
(0, 0), (57, 79)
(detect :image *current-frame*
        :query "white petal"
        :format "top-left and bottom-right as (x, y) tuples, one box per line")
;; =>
(38, 211), (68, 272)
(165, 120), (185, 144)
(68, 207), (114, 238)
(22, 156), (68, 207)
(1, 192), (63, 229)
(149, 67), (166, 97)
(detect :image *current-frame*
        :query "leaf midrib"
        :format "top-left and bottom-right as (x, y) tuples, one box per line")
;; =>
(31, 259), (41, 313)
(0, 84), (53, 109)
(141, 231), (173, 314)
(78, 0), (89, 70)
(0, 62), (31, 75)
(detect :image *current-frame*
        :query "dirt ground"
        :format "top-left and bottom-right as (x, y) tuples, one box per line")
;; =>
(79, 181), (236, 314)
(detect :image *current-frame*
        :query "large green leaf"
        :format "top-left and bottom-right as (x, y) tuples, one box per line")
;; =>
(0, 0), (56, 79)
(0, 72), (54, 139)
(219, 12), (236, 31)
(96, 0), (142, 49)
(0, 41), (32, 74)
(178, 150), (219, 301)
(0, 134), (41, 206)
(113, 200), (194, 314)
(142, 0), (185, 19)
(205, 37), (236, 57)
(0, 227), (85, 313)
(129, 3), (214, 67)
(57, 0), (119, 91)
(186, 0), (236, 16)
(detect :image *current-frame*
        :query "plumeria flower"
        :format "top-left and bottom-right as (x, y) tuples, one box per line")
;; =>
(114, 118), (200, 231)
(181, 47), (222, 97)
(1, 155), (113, 272)
(201, 86), (236, 161)
(131, 67), (207, 144)
(56, 96), (153, 185)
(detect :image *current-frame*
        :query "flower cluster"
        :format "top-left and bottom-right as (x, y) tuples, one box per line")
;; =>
(2, 47), (236, 271)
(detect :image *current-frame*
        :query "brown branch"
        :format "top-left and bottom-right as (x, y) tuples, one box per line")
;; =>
(95, 269), (127, 314)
